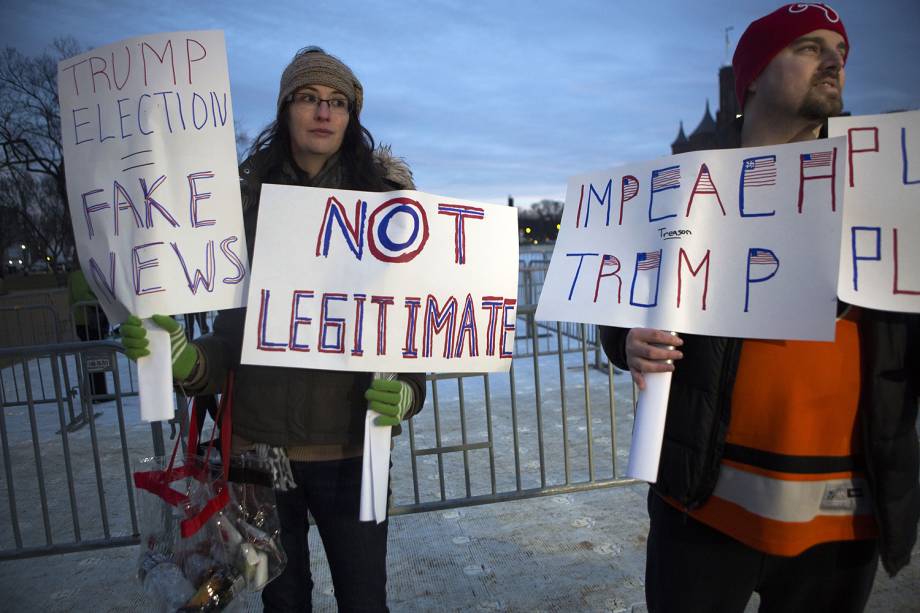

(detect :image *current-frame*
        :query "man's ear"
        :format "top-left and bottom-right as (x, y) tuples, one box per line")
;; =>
(747, 76), (758, 97)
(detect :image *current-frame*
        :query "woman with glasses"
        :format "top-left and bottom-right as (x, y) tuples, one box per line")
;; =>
(121, 47), (426, 612)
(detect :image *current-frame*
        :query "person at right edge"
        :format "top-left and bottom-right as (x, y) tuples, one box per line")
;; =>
(601, 5), (919, 613)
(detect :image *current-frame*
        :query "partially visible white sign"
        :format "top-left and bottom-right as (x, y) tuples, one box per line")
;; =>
(830, 110), (920, 313)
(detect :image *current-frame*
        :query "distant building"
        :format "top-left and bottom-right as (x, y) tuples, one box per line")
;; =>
(671, 65), (741, 154)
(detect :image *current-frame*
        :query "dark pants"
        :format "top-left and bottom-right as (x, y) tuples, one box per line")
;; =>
(262, 456), (389, 613)
(646, 490), (879, 613)
(184, 311), (210, 338)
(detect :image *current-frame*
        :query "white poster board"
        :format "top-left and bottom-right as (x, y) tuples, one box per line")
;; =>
(536, 138), (846, 342)
(241, 185), (519, 373)
(58, 30), (249, 324)
(829, 109), (920, 312)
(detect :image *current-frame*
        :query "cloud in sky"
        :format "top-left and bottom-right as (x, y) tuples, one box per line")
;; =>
(3, 0), (918, 206)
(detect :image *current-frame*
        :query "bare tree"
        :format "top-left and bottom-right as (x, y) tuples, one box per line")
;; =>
(0, 183), (24, 277)
(0, 172), (72, 270)
(0, 37), (84, 273)
(517, 199), (564, 244)
(531, 199), (564, 222)
(235, 121), (253, 162)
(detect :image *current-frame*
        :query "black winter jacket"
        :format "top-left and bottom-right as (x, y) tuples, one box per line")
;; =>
(601, 308), (919, 576)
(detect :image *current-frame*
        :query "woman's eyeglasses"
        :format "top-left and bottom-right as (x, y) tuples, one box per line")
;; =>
(287, 92), (350, 115)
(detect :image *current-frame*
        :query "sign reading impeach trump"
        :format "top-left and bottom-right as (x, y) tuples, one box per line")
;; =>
(58, 31), (248, 324)
(536, 138), (846, 341)
(241, 185), (519, 373)
(830, 109), (920, 313)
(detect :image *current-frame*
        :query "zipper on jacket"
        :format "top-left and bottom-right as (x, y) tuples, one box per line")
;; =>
(690, 337), (742, 509)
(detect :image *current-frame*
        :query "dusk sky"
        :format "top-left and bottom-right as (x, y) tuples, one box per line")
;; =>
(3, 0), (919, 206)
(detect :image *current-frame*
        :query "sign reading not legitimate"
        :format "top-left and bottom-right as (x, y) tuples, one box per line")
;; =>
(241, 185), (519, 373)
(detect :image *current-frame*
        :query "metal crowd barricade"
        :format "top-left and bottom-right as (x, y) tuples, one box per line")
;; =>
(68, 300), (117, 431)
(516, 259), (608, 370)
(0, 341), (167, 560)
(1, 279), (638, 558)
(0, 304), (62, 347)
(390, 304), (638, 516)
(0, 305), (90, 432)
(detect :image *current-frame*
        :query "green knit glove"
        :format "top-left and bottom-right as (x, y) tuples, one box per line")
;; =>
(365, 378), (414, 427)
(118, 314), (198, 380)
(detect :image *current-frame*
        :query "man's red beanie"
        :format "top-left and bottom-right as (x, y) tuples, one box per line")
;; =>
(732, 3), (849, 109)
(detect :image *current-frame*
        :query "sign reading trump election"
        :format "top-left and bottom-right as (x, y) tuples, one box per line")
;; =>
(58, 31), (249, 324)
(829, 109), (920, 313)
(536, 138), (846, 341)
(241, 185), (519, 373)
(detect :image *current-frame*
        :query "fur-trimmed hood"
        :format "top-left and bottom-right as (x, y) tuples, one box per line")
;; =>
(374, 144), (415, 190)
(239, 145), (414, 211)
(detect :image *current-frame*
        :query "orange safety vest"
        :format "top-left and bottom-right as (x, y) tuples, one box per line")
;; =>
(679, 309), (877, 556)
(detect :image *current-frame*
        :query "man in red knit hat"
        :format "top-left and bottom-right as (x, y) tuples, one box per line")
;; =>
(601, 4), (919, 612)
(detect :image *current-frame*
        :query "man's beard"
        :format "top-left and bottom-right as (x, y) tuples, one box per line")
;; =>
(798, 73), (844, 120)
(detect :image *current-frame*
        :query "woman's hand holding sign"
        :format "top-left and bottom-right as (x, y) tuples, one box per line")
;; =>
(625, 328), (684, 390)
(120, 315), (199, 380)
(365, 378), (414, 427)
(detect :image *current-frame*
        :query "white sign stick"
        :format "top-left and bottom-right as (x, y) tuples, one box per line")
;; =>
(360, 372), (395, 524)
(626, 331), (678, 483)
(137, 319), (176, 422)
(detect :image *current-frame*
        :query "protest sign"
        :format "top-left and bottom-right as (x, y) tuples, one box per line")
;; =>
(240, 185), (519, 373)
(535, 138), (846, 342)
(829, 109), (920, 313)
(58, 31), (249, 325)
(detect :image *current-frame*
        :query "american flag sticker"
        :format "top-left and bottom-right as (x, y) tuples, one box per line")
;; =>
(687, 163), (726, 215)
(741, 156), (777, 188)
(618, 175), (639, 225)
(651, 166), (680, 192)
(630, 250), (663, 308)
(602, 253), (620, 267)
(739, 155), (778, 218)
(744, 248), (780, 313)
(802, 151), (834, 168)
(594, 254), (622, 303)
(636, 250), (661, 270)
(749, 248), (779, 266)
(798, 147), (838, 212)
(622, 175), (639, 201)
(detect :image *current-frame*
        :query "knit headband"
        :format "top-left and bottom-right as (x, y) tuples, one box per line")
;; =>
(277, 47), (364, 116)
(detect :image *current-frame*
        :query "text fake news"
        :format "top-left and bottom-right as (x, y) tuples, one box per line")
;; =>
(79, 170), (246, 301)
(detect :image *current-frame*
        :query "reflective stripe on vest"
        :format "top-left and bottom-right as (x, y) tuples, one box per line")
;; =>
(711, 464), (873, 523)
